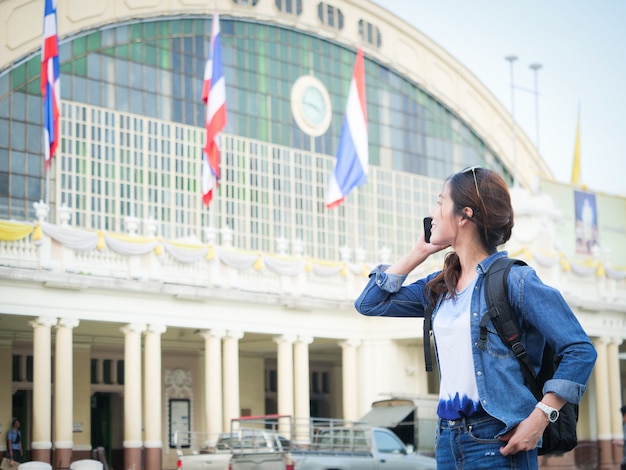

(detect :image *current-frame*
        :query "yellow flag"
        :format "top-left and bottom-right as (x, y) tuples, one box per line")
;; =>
(571, 113), (581, 184)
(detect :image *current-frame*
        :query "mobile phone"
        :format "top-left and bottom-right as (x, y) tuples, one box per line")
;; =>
(423, 217), (432, 243)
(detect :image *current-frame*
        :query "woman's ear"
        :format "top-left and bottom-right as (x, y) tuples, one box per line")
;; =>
(462, 207), (474, 220)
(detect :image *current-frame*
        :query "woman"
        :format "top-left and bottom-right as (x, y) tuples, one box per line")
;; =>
(7, 418), (22, 464)
(354, 167), (596, 469)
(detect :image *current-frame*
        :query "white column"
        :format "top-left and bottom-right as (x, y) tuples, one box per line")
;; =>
(294, 336), (313, 420)
(339, 339), (361, 422)
(294, 336), (313, 445)
(144, 324), (166, 448)
(144, 324), (166, 470)
(54, 318), (79, 451)
(199, 329), (225, 443)
(223, 330), (244, 430)
(121, 324), (146, 450)
(608, 339), (623, 438)
(274, 335), (296, 436)
(594, 338), (611, 439)
(274, 335), (296, 417)
(31, 316), (56, 458)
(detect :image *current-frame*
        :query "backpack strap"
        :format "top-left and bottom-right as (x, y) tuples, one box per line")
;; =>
(423, 302), (434, 372)
(481, 257), (544, 401)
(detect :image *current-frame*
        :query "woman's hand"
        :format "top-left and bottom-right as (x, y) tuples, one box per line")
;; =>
(386, 235), (449, 275)
(498, 408), (548, 455)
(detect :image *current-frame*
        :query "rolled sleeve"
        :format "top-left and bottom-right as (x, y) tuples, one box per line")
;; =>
(543, 378), (586, 404)
(369, 264), (408, 292)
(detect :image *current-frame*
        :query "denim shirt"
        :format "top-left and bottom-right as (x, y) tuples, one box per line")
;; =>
(354, 251), (597, 435)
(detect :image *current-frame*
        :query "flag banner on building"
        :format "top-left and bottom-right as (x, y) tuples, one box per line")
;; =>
(571, 112), (581, 185)
(325, 48), (368, 209)
(202, 12), (227, 207)
(41, 0), (60, 169)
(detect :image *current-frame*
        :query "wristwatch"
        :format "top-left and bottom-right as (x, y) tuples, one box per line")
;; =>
(535, 402), (559, 423)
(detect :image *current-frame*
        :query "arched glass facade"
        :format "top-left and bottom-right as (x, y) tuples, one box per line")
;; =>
(0, 15), (511, 261)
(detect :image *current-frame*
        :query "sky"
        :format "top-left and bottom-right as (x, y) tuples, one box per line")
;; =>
(373, 0), (626, 197)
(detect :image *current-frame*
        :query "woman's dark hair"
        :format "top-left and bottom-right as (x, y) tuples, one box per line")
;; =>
(425, 167), (514, 304)
(12, 418), (19, 427)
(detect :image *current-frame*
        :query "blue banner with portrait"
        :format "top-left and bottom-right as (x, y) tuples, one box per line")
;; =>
(574, 190), (599, 255)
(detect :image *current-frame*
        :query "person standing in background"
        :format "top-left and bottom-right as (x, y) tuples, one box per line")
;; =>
(6, 418), (22, 465)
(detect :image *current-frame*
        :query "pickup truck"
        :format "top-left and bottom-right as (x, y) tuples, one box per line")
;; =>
(175, 429), (290, 470)
(227, 416), (437, 470)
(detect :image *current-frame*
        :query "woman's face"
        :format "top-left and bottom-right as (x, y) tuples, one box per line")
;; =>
(428, 181), (461, 246)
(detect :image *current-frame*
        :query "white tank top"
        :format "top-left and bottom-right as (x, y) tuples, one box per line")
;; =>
(433, 277), (482, 420)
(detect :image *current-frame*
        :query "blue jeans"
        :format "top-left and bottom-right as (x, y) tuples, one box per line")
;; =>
(436, 414), (538, 470)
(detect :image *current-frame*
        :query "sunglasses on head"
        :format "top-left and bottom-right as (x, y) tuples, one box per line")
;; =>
(461, 165), (482, 200)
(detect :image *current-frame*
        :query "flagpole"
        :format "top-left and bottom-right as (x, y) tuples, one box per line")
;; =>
(45, 160), (50, 206)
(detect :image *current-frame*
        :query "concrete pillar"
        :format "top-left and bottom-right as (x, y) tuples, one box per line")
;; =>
(593, 337), (612, 470)
(199, 329), (225, 444)
(274, 335), (296, 436)
(144, 324), (166, 470)
(339, 339), (361, 422)
(608, 338), (623, 467)
(121, 323), (146, 470)
(30, 316), (56, 463)
(54, 318), (79, 469)
(223, 331), (244, 431)
(294, 336), (313, 445)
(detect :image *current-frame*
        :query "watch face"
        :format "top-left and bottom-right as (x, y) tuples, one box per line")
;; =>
(302, 86), (327, 127)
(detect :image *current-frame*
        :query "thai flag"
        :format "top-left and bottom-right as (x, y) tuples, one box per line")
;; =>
(326, 48), (368, 209)
(41, 0), (60, 169)
(202, 13), (227, 207)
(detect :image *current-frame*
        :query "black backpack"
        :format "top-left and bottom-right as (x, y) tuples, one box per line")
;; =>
(423, 257), (578, 456)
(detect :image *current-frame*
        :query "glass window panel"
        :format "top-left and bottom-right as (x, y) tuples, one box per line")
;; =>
(26, 57), (39, 82)
(11, 65), (26, 89)
(0, 118), (9, 144)
(74, 56), (87, 77)
(116, 25), (129, 44)
(116, 59), (129, 86)
(27, 175), (41, 200)
(11, 174), (25, 198)
(0, 97), (9, 120)
(131, 62), (143, 89)
(115, 44), (129, 60)
(73, 36), (87, 56)
(131, 23), (143, 41)
(145, 66), (157, 93)
(0, 173), (8, 196)
(0, 74), (9, 97)
(158, 45), (170, 69)
(27, 123), (42, 154)
(146, 92), (157, 116)
(131, 42), (143, 62)
(74, 76), (87, 102)
(11, 121), (26, 151)
(87, 53), (101, 80)
(101, 55), (115, 83)
(102, 29), (115, 47)
(28, 153), (42, 177)
(88, 79), (101, 106)
(87, 31), (102, 51)
(130, 89), (143, 115)
(116, 86), (130, 112)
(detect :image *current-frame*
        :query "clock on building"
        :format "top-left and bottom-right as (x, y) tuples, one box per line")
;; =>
(290, 75), (332, 136)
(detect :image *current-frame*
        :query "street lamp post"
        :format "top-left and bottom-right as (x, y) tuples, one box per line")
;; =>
(529, 62), (543, 152)
(505, 55), (518, 186)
